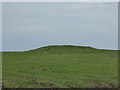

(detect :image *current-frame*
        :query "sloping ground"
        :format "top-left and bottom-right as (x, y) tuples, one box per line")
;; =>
(2, 45), (118, 88)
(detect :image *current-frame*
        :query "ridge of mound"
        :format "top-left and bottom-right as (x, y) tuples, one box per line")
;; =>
(27, 45), (96, 52)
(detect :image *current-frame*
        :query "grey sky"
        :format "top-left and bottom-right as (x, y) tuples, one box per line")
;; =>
(0, 2), (2, 51)
(2, 2), (118, 51)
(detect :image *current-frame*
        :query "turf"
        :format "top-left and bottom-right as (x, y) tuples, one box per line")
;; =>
(2, 45), (118, 88)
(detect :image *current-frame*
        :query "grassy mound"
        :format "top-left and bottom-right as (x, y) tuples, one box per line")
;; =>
(2, 45), (118, 88)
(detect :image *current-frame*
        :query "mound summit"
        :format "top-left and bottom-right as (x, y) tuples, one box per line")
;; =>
(28, 45), (97, 52)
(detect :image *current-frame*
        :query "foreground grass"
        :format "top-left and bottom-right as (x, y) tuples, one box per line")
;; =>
(2, 45), (118, 88)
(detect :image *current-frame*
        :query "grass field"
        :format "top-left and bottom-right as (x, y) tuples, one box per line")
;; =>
(2, 45), (118, 88)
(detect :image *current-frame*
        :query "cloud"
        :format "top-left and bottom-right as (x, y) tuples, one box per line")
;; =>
(64, 2), (117, 9)
(1, 0), (119, 2)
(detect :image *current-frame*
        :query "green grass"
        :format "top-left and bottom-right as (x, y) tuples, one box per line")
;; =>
(2, 45), (118, 88)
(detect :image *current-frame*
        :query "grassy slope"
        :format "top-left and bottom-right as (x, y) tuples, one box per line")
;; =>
(2, 45), (118, 88)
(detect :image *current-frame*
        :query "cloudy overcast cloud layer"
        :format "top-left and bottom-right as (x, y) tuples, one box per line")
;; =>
(2, 2), (118, 51)
(1, 0), (119, 2)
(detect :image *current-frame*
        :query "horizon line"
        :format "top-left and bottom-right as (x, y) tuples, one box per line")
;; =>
(1, 45), (118, 52)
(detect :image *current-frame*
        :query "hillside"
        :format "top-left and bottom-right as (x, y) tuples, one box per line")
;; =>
(2, 45), (118, 88)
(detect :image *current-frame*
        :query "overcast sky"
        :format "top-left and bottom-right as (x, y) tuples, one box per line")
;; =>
(2, 2), (118, 51)
(0, 3), (2, 51)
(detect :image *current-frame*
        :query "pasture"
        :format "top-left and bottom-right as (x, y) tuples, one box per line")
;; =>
(2, 45), (118, 88)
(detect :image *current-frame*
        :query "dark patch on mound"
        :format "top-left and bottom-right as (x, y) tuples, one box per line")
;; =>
(38, 45), (94, 49)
